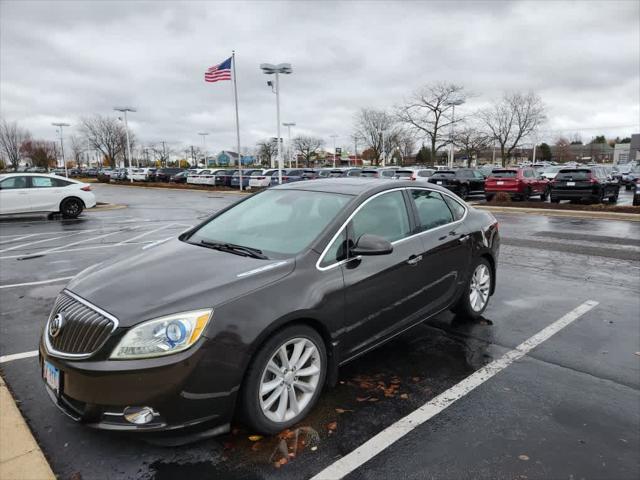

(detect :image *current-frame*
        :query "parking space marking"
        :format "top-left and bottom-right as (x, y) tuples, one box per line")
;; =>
(0, 228), (140, 260)
(115, 223), (176, 246)
(0, 350), (39, 364)
(0, 230), (99, 254)
(311, 300), (599, 480)
(0, 233), (40, 245)
(0, 276), (75, 289)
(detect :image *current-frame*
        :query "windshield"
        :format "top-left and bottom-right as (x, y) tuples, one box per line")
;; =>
(432, 171), (455, 177)
(395, 171), (413, 177)
(556, 169), (591, 180)
(188, 190), (352, 257)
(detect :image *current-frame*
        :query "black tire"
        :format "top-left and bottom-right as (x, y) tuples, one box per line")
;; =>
(625, 184), (632, 191)
(522, 187), (531, 202)
(459, 185), (469, 200)
(452, 257), (493, 320)
(60, 198), (83, 219)
(540, 186), (549, 202)
(550, 197), (560, 204)
(240, 324), (327, 435)
(485, 194), (495, 203)
(608, 189), (619, 204)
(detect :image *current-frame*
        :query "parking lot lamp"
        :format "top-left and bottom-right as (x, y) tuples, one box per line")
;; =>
(330, 134), (338, 168)
(445, 99), (464, 168)
(198, 132), (209, 167)
(260, 63), (292, 184)
(51, 122), (70, 177)
(114, 107), (136, 183)
(283, 122), (296, 167)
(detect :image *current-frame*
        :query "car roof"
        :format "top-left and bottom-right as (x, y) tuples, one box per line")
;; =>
(272, 177), (452, 196)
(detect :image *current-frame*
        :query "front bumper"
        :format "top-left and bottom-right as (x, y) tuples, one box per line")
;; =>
(39, 337), (236, 432)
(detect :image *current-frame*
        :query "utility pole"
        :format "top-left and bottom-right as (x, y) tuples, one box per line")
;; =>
(114, 107), (136, 182)
(51, 122), (70, 177)
(330, 134), (338, 168)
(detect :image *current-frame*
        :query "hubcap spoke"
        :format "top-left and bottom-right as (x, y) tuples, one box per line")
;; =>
(263, 385), (283, 410)
(295, 346), (314, 370)
(289, 340), (306, 369)
(266, 360), (282, 377)
(469, 264), (491, 311)
(261, 378), (281, 396)
(296, 364), (320, 377)
(294, 380), (315, 393)
(288, 386), (300, 415)
(277, 345), (290, 370)
(275, 385), (289, 420)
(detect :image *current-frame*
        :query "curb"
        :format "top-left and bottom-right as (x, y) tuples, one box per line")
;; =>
(90, 203), (128, 212)
(476, 205), (640, 222)
(98, 182), (250, 195)
(0, 376), (55, 480)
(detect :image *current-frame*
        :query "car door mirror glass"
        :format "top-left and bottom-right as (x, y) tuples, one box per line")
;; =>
(350, 234), (393, 256)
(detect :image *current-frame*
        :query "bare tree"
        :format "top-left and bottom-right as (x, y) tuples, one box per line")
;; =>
(21, 140), (58, 169)
(396, 82), (467, 157)
(454, 125), (490, 167)
(554, 137), (574, 163)
(353, 108), (399, 165)
(293, 135), (324, 167)
(256, 138), (278, 167)
(479, 91), (546, 167)
(152, 142), (173, 167)
(0, 119), (30, 171)
(81, 115), (128, 168)
(69, 135), (86, 168)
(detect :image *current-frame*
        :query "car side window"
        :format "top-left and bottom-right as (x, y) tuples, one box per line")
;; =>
(31, 176), (55, 188)
(411, 190), (454, 231)
(319, 229), (348, 268)
(443, 194), (466, 221)
(473, 171), (484, 179)
(0, 176), (28, 189)
(350, 191), (411, 243)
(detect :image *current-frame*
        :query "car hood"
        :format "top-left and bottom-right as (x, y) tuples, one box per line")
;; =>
(65, 239), (295, 328)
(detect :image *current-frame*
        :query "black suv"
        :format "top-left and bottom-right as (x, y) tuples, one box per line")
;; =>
(155, 168), (184, 182)
(428, 169), (485, 199)
(550, 167), (619, 204)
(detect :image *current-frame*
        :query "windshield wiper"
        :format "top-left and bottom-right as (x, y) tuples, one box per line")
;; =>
(199, 240), (268, 259)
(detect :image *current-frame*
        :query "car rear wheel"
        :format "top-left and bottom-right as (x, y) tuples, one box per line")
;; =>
(240, 325), (326, 435)
(608, 190), (619, 204)
(60, 198), (83, 219)
(459, 185), (469, 200)
(522, 187), (531, 201)
(452, 257), (492, 319)
(540, 186), (549, 201)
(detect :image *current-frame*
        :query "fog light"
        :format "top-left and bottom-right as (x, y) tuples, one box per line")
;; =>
(123, 406), (155, 425)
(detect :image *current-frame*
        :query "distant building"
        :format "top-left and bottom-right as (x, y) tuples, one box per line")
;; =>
(629, 134), (640, 164)
(210, 151), (257, 167)
(613, 143), (631, 164)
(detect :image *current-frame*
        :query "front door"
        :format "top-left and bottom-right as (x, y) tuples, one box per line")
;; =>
(339, 190), (426, 360)
(28, 176), (66, 212)
(0, 176), (31, 214)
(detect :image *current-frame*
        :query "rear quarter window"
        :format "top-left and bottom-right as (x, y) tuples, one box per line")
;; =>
(490, 170), (517, 178)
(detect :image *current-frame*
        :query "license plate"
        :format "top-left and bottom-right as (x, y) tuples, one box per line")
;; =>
(43, 361), (60, 396)
(566, 181), (575, 186)
(436, 181), (443, 185)
(497, 181), (504, 185)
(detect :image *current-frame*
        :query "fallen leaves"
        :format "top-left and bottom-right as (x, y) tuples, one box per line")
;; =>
(335, 408), (353, 414)
(518, 454), (530, 461)
(326, 421), (338, 433)
(248, 435), (263, 442)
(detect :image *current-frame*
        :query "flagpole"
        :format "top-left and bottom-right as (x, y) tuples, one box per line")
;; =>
(232, 51), (242, 191)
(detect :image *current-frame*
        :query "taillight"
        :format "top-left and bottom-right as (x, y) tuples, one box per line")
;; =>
(80, 185), (91, 191)
(283, 176), (290, 180)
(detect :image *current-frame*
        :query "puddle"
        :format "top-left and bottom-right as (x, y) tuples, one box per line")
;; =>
(29, 284), (63, 298)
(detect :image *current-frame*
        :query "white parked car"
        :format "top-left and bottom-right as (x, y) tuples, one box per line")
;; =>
(248, 169), (276, 188)
(0, 173), (96, 218)
(130, 168), (155, 182)
(186, 169), (207, 185)
(394, 168), (435, 181)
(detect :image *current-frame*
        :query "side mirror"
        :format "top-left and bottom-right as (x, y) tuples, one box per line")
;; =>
(350, 234), (393, 256)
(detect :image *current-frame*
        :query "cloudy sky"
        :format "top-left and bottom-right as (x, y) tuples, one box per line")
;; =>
(1, 0), (638, 155)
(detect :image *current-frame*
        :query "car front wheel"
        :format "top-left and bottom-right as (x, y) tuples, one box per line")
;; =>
(452, 257), (493, 319)
(60, 198), (83, 218)
(240, 325), (326, 435)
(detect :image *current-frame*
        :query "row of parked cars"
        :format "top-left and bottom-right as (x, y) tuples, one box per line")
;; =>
(92, 163), (637, 205)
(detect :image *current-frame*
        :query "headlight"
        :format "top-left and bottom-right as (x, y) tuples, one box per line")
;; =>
(110, 309), (212, 359)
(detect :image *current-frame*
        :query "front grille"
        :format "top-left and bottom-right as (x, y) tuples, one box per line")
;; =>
(47, 292), (116, 356)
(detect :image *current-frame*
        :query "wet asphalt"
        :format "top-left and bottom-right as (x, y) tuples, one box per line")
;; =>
(0, 184), (638, 480)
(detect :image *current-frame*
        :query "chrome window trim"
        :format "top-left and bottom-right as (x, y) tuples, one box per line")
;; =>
(315, 187), (469, 272)
(44, 289), (119, 360)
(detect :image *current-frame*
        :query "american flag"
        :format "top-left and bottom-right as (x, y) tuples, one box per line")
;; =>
(205, 57), (232, 83)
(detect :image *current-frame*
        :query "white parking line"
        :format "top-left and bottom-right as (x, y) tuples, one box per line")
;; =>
(0, 233), (40, 245)
(0, 350), (39, 364)
(115, 223), (175, 246)
(311, 300), (599, 480)
(0, 276), (74, 289)
(0, 230), (98, 254)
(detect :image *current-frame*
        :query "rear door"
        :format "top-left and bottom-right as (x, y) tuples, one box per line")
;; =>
(0, 176), (31, 214)
(408, 188), (472, 315)
(471, 170), (486, 192)
(339, 189), (426, 360)
(29, 176), (68, 212)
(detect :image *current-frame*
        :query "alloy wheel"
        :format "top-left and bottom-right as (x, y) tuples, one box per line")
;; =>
(259, 337), (322, 423)
(469, 264), (491, 312)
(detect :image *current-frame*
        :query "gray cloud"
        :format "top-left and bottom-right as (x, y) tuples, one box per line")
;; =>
(1, 0), (638, 155)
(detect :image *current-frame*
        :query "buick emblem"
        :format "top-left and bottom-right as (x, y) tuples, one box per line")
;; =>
(49, 313), (65, 338)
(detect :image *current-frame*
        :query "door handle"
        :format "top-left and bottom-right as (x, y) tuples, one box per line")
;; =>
(406, 255), (422, 266)
(458, 234), (470, 243)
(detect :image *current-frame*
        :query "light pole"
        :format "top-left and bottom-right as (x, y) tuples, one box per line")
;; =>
(445, 99), (464, 168)
(330, 134), (338, 168)
(51, 122), (70, 177)
(283, 122), (296, 167)
(198, 132), (209, 167)
(260, 63), (292, 184)
(114, 107), (136, 183)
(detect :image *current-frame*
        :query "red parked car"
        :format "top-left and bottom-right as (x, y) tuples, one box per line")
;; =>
(485, 168), (549, 201)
